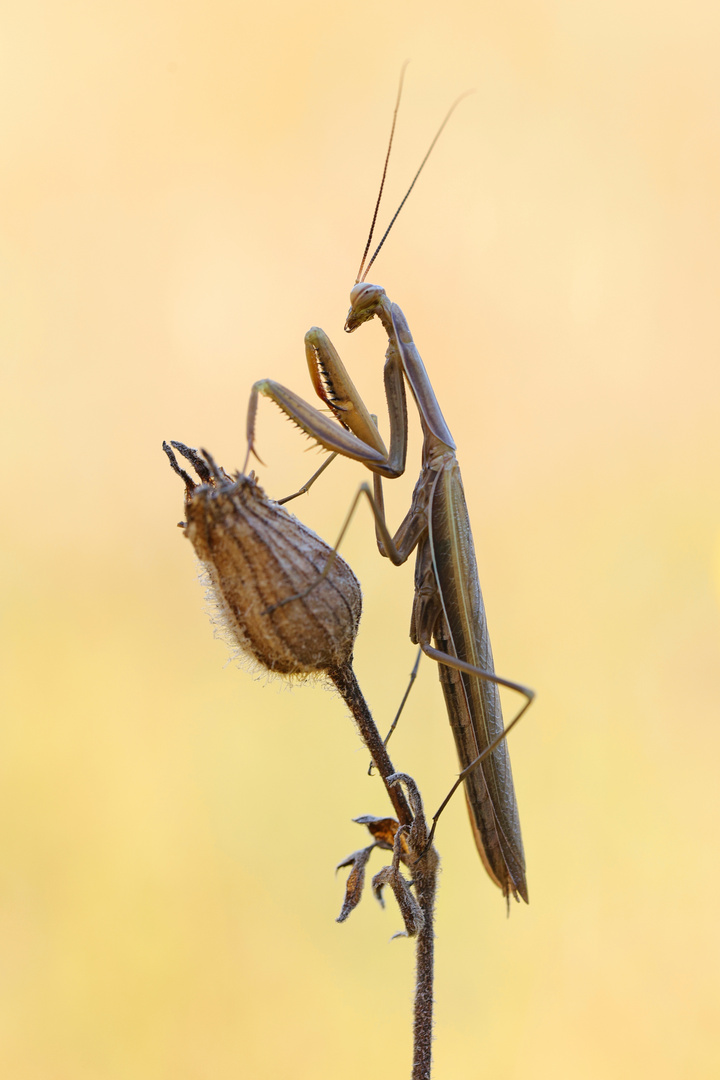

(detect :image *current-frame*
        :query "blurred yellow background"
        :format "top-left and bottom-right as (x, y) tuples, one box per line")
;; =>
(2, 2), (719, 1077)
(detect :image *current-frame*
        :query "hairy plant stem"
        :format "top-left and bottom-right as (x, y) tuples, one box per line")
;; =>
(328, 662), (413, 825)
(328, 661), (438, 1080)
(411, 859), (436, 1080)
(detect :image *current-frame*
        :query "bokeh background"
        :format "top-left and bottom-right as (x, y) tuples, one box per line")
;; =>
(2, 2), (719, 1077)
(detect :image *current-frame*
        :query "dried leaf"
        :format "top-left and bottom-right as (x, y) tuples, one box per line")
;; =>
(371, 864), (425, 938)
(353, 815), (403, 850)
(336, 845), (375, 923)
(387, 772), (438, 869)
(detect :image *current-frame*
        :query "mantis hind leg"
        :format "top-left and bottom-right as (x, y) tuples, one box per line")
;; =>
(418, 638), (534, 861)
(416, 626), (535, 894)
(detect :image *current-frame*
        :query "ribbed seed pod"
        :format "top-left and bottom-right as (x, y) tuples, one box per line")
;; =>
(164, 441), (362, 676)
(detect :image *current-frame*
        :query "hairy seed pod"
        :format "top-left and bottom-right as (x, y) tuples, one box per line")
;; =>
(164, 441), (362, 676)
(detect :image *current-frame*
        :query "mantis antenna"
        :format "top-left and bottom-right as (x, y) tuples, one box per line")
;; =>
(356, 78), (474, 284)
(354, 62), (409, 285)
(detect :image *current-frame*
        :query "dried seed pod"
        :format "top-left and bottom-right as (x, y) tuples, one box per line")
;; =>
(164, 441), (362, 676)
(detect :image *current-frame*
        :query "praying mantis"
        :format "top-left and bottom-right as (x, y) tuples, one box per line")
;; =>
(245, 75), (534, 904)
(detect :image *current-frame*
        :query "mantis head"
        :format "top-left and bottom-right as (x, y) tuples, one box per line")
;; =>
(345, 282), (387, 333)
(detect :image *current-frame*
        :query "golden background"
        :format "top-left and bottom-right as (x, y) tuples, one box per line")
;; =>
(2, 2), (719, 1076)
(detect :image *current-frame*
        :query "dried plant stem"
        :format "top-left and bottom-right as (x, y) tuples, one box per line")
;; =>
(411, 861), (436, 1080)
(328, 662), (438, 1080)
(327, 662), (413, 824)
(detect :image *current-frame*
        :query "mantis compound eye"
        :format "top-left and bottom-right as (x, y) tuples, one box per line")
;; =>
(349, 282), (381, 307)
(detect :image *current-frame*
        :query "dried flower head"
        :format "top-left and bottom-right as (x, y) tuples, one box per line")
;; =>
(164, 441), (362, 676)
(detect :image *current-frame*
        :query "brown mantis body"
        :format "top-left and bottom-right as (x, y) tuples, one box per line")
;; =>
(246, 84), (533, 903)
